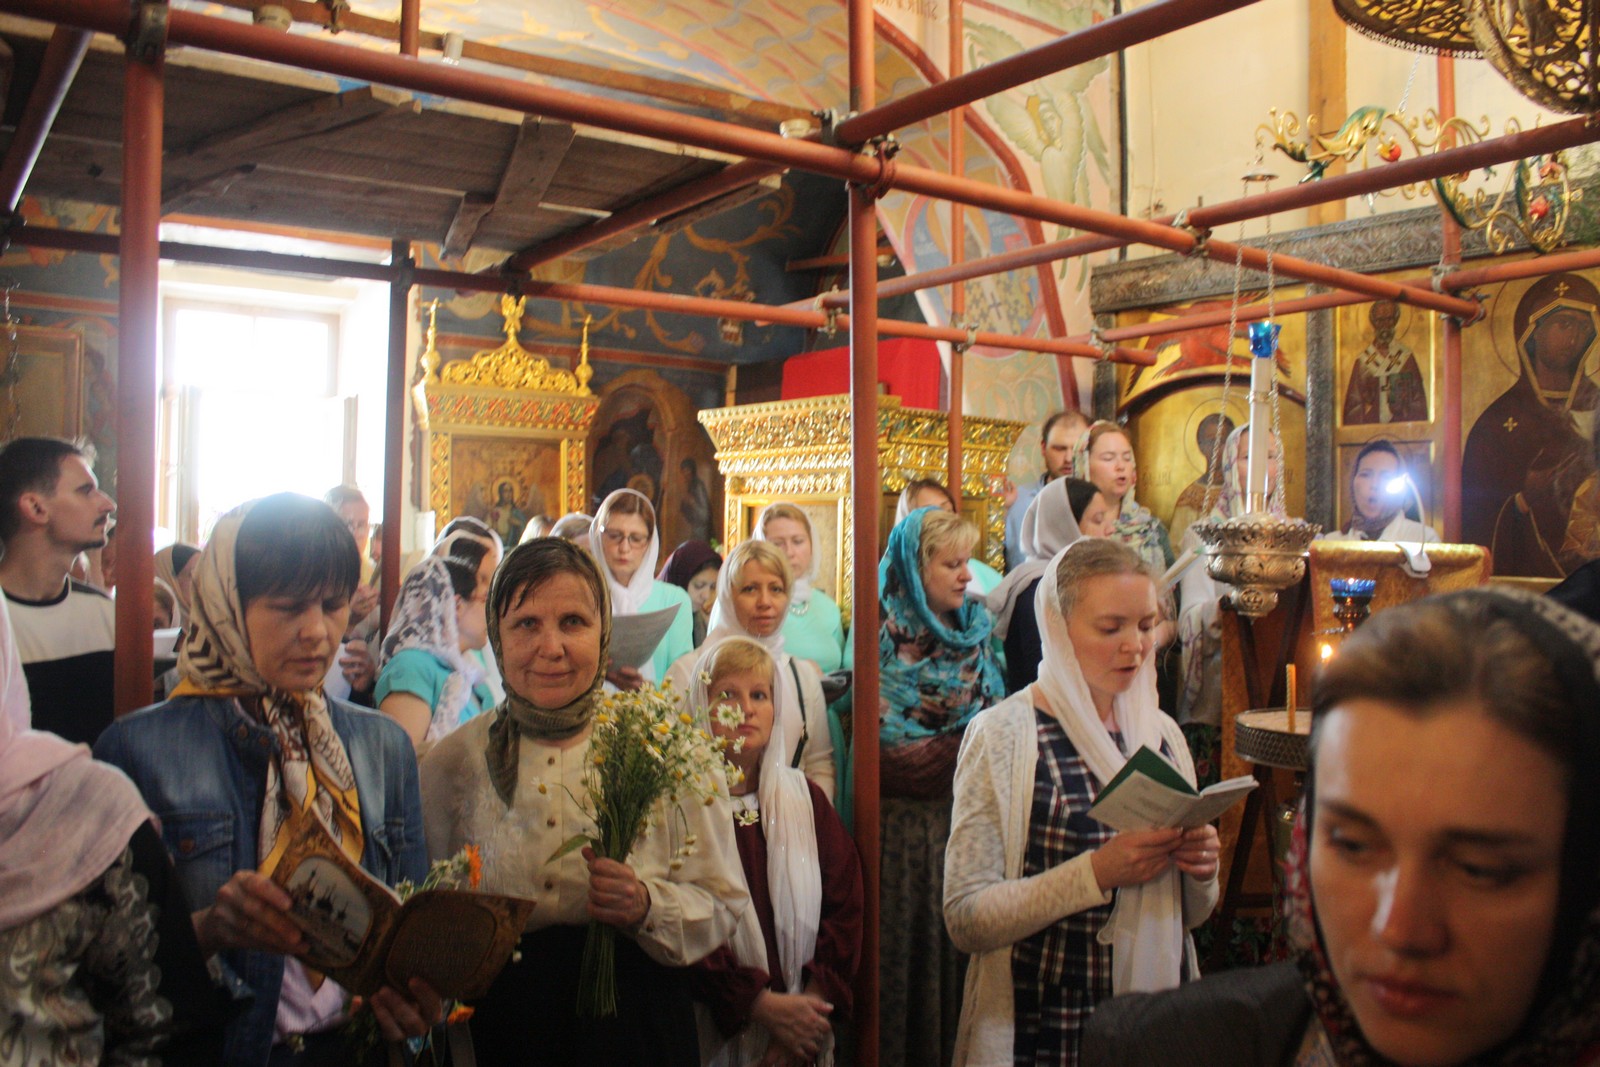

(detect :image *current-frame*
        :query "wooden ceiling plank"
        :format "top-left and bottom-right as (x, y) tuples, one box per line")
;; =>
(443, 193), (496, 260)
(161, 163), (258, 213)
(170, 85), (421, 170)
(485, 118), (576, 218)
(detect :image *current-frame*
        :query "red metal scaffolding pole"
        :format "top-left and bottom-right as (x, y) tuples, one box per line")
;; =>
(8, 0), (1497, 316)
(946, 0), (966, 507)
(0, 26), (91, 212)
(1437, 54), (1464, 540)
(805, 114), (1600, 312)
(398, 0), (419, 57)
(833, 0), (1266, 145)
(381, 240), (410, 631)
(113, 30), (162, 716)
(848, 0), (881, 1062)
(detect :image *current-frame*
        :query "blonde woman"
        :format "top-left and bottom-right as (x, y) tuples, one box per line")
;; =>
(754, 503), (845, 674)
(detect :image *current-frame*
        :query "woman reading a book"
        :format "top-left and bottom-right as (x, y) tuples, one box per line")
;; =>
(419, 537), (747, 1066)
(1083, 587), (1600, 1067)
(944, 538), (1219, 1067)
(687, 636), (862, 1067)
(665, 540), (835, 801)
(588, 488), (695, 691)
(93, 493), (437, 1067)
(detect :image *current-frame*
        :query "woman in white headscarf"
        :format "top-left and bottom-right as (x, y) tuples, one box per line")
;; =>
(1, 597), (228, 1063)
(988, 477), (1116, 694)
(665, 540), (836, 800)
(944, 538), (1220, 1067)
(686, 637), (862, 1067)
(753, 503), (845, 674)
(590, 488), (695, 689)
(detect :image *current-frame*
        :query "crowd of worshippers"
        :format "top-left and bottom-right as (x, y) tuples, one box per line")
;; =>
(2, 423), (1598, 1067)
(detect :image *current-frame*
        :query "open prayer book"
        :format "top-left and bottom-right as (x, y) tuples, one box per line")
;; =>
(265, 808), (537, 998)
(1086, 745), (1257, 833)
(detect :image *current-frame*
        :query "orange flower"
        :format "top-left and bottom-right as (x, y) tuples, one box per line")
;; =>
(466, 844), (483, 890)
(447, 1004), (476, 1024)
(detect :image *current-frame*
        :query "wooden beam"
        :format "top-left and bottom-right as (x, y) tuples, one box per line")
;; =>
(161, 162), (256, 212)
(484, 118), (575, 219)
(1308, 1), (1348, 225)
(170, 84), (418, 167)
(193, 0), (808, 130)
(578, 173), (783, 259)
(442, 192), (495, 260)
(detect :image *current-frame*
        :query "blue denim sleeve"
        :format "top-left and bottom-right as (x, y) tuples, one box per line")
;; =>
(393, 733), (428, 885)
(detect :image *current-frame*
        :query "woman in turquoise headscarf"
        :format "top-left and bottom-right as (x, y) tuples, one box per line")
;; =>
(1072, 420), (1175, 572)
(876, 505), (1004, 1067)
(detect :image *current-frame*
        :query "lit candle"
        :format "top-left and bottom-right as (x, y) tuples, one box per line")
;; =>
(1319, 642), (1333, 666)
(1245, 322), (1280, 510)
(1286, 663), (1297, 732)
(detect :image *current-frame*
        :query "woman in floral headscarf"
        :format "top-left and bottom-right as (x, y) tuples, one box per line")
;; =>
(1071, 421), (1174, 573)
(94, 492), (436, 1066)
(1084, 587), (1600, 1067)
(419, 537), (747, 1066)
(2, 594), (228, 1064)
(877, 506), (1006, 1067)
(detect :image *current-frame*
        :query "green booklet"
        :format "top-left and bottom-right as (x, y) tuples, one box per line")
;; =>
(1086, 745), (1257, 833)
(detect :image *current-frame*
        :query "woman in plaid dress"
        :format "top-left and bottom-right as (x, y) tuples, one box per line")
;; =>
(944, 539), (1220, 1066)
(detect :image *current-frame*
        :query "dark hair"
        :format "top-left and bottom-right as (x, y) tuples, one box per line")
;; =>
(1064, 477), (1102, 523)
(1041, 409), (1090, 443)
(235, 493), (361, 608)
(170, 543), (201, 575)
(491, 537), (605, 624)
(0, 437), (95, 542)
(440, 515), (494, 542)
(440, 536), (489, 600)
(1311, 591), (1599, 1001)
(1349, 439), (1419, 521)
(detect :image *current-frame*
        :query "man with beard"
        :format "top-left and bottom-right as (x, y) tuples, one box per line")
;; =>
(1463, 273), (1600, 577)
(0, 437), (118, 742)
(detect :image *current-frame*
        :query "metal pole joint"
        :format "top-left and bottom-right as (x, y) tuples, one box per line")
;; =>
(814, 288), (844, 337)
(1172, 208), (1210, 259)
(852, 134), (901, 201)
(128, 1), (169, 64)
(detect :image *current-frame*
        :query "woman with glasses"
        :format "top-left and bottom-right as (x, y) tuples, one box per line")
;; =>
(589, 489), (695, 691)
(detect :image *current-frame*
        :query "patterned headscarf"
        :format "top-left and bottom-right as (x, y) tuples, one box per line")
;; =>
(175, 500), (364, 872)
(483, 538), (613, 807)
(0, 598), (150, 931)
(1071, 422), (1173, 571)
(1196, 423), (1286, 527)
(377, 556), (485, 742)
(878, 507), (1004, 745)
(1288, 588), (1600, 1065)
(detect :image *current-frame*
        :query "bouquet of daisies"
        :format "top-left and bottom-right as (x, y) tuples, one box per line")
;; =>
(547, 679), (740, 1018)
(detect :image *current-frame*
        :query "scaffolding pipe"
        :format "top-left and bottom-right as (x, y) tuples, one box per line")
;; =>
(6, 224), (1160, 364)
(113, 37), (162, 716)
(0, 26), (91, 212)
(382, 241), (410, 631)
(1090, 289), (1373, 343)
(6, 0), (1500, 313)
(947, 0), (966, 506)
(833, 0), (1266, 145)
(501, 159), (786, 273)
(1438, 53), (1463, 540)
(806, 114), (1600, 311)
(847, 0), (881, 1061)
(398, 0), (419, 57)
(1438, 245), (1600, 289)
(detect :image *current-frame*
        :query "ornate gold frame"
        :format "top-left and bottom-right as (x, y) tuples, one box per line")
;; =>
(421, 297), (600, 525)
(699, 393), (1026, 618)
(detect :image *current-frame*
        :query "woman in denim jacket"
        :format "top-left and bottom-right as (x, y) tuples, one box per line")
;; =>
(96, 493), (437, 1067)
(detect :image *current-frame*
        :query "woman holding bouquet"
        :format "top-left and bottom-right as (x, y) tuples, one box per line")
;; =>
(420, 537), (748, 1066)
(687, 636), (862, 1067)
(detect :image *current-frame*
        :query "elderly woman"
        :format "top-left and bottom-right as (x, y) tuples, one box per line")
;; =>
(946, 539), (1219, 1067)
(94, 493), (436, 1066)
(1071, 421), (1173, 573)
(878, 506), (1006, 1067)
(1084, 587), (1600, 1066)
(666, 539), (834, 800)
(590, 489), (695, 690)
(754, 503), (846, 674)
(687, 636), (863, 1067)
(419, 538), (748, 1065)
(1, 598), (227, 1064)
(374, 543), (493, 752)
(1320, 439), (1441, 544)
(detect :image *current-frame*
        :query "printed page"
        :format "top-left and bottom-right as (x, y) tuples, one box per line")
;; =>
(609, 604), (681, 669)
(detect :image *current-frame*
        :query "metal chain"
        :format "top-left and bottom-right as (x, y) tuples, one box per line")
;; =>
(1204, 182), (1250, 512)
(1263, 199), (1287, 515)
(1396, 55), (1421, 116)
